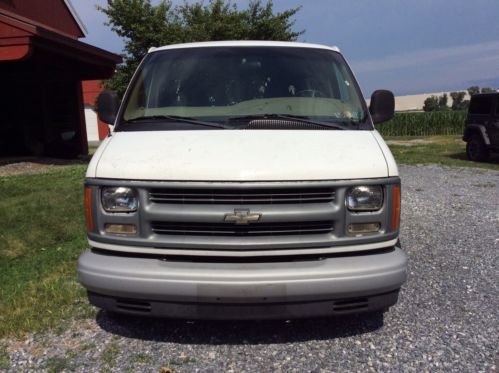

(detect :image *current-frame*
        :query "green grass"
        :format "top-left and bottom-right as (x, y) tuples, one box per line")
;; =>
(44, 355), (71, 373)
(0, 166), (94, 338)
(386, 135), (499, 171)
(130, 352), (154, 365)
(0, 344), (9, 369)
(471, 182), (496, 188)
(101, 338), (120, 369)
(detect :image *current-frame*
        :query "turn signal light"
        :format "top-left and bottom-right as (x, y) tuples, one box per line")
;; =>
(85, 186), (93, 232)
(391, 184), (401, 231)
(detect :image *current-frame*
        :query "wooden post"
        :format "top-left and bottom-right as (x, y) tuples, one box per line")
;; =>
(76, 80), (88, 155)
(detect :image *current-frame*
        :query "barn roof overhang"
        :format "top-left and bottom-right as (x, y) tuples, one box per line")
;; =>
(0, 11), (121, 79)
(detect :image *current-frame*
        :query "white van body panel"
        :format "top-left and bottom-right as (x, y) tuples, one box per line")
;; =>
(150, 40), (340, 53)
(86, 136), (112, 178)
(90, 130), (389, 181)
(371, 130), (399, 177)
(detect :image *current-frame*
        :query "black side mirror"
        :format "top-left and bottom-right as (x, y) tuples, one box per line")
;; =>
(369, 90), (395, 124)
(96, 90), (120, 125)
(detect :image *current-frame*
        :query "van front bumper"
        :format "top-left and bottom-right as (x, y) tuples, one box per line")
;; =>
(78, 247), (407, 319)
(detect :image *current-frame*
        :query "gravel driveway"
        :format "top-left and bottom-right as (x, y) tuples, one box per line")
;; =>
(0, 157), (86, 177)
(3, 165), (498, 372)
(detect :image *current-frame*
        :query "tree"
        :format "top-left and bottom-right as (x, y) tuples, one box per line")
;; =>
(423, 95), (439, 112)
(480, 87), (497, 93)
(467, 86), (480, 96)
(466, 85), (498, 95)
(99, 0), (304, 96)
(423, 93), (451, 112)
(438, 93), (449, 109)
(450, 91), (468, 111)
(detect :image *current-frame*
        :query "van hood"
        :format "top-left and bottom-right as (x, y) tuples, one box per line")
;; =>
(88, 130), (391, 181)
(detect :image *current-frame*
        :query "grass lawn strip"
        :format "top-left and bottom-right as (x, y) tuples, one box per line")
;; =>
(386, 135), (499, 171)
(0, 166), (94, 338)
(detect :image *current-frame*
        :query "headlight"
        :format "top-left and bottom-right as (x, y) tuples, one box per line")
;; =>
(101, 187), (138, 212)
(346, 185), (383, 211)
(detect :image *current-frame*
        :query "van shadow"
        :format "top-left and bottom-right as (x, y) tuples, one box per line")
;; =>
(448, 151), (499, 163)
(447, 151), (469, 161)
(95, 310), (384, 345)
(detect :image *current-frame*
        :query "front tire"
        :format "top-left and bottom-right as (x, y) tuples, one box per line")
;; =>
(466, 134), (489, 162)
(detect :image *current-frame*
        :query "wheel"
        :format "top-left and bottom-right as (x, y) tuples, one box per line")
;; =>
(466, 134), (489, 162)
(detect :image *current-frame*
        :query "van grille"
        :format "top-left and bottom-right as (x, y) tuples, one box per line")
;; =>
(151, 221), (334, 236)
(87, 178), (401, 256)
(149, 187), (335, 204)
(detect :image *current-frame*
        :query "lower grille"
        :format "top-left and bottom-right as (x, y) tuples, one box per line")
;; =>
(151, 221), (334, 237)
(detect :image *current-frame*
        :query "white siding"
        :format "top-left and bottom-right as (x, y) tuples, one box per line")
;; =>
(84, 105), (99, 143)
(366, 91), (471, 112)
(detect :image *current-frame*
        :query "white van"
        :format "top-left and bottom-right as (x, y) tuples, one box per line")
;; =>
(78, 41), (407, 319)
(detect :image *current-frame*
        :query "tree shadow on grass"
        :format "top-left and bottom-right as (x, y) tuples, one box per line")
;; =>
(95, 310), (384, 345)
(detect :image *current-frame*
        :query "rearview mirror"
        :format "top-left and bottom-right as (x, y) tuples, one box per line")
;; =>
(369, 90), (395, 124)
(96, 90), (120, 125)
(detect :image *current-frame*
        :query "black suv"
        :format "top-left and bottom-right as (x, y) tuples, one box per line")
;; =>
(463, 93), (499, 162)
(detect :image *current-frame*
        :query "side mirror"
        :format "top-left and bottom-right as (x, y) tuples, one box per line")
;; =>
(369, 90), (395, 124)
(96, 90), (120, 125)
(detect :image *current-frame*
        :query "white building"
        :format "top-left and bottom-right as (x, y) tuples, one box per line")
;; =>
(367, 91), (472, 112)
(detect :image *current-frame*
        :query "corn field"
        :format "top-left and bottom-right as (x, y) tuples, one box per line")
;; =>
(376, 111), (466, 137)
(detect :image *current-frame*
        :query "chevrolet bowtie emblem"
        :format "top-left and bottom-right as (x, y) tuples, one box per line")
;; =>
(224, 209), (262, 225)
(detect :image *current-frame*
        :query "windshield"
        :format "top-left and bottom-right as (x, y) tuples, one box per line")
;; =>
(121, 46), (368, 128)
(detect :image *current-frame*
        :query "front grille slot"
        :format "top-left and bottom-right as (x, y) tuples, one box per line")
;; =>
(332, 298), (369, 312)
(151, 221), (334, 237)
(149, 187), (335, 204)
(116, 299), (152, 313)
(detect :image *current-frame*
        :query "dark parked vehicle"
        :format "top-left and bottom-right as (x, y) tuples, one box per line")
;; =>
(463, 93), (499, 162)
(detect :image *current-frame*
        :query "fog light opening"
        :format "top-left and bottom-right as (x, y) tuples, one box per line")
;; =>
(105, 224), (137, 235)
(348, 223), (381, 235)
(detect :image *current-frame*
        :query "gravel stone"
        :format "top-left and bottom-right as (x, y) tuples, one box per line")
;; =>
(0, 158), (86, 177)
(2, 165), (498, 372)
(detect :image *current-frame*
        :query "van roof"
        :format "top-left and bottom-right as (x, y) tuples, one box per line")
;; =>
(148, 40), (340, 54)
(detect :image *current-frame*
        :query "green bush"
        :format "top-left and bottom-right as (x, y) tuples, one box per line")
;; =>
(376, 111), (466, 137)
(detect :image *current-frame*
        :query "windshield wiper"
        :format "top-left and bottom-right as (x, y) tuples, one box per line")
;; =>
(226, 114), (350, 130)
(124, 115), (229, 129)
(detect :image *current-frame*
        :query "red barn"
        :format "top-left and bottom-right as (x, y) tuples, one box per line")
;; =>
(0, 0), (121, 157)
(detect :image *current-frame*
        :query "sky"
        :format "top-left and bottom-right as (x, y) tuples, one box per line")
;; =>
(71, 0), (499, 97)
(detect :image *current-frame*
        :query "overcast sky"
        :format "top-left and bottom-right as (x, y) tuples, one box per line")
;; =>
(72, 0), (499, 97)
